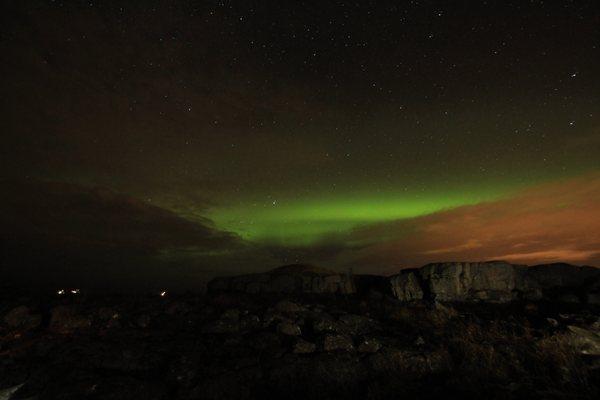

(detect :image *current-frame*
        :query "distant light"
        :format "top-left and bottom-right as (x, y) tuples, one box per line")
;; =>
(57, 289), (65, 295)
(160, 291), (167, 297)
(71, 289), (81, 295)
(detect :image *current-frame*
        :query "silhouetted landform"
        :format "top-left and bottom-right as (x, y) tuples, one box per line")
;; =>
(208, 261), (600, 305)
(208, 264), (356, 295)
(391, 261), (600, 304)
(1, 262), (599, 400)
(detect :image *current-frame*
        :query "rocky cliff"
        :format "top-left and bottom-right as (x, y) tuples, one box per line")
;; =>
(390, 261), (600, 304)
(208, 261), (600, 304)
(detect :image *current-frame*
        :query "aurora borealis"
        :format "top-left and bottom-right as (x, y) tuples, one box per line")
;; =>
(1, 1), (599, 289)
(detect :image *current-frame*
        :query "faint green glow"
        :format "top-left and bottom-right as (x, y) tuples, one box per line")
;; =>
(207, 187), (512, 246)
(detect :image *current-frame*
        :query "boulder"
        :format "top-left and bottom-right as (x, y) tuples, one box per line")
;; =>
(201, 310), (240, 334)
(49, 305), (91, 333)
(277, 321), (301, 336)
(338, 314), (378, 335)
(564, 325), (600, 356)
(357, 338), (381, 353)
(366, 348), (451, 376)
(3, 306), (41, 331)
(293, 339), (317, 354)
(275, 300), (304, 313)
(323, 334), (354, 352)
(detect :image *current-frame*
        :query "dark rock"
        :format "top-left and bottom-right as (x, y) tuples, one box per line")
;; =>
(248, 331), (285, 357)
(277, 321), (301, 336)
(390, 261), (600, 304)
(3, 306), (41, 331)
(221, 308), (240, 321)
(367, 348), (451, 376)
(357, 338), (381, 353)
(338, 314), (378, 335)
(390, 270), (424, 301)
(414, 336), (425, 346)
(186, 367), (262, 400)
(558, 294), (581, 303)
(265, 353), (366, 399)
(136, 314), (152, 328)
(312, 315), (339, 333)
(564, 325), (600, 356)
(202, 318), (239, 334)
(293, 339), (317, 354)
(240, 314), (261, 331)
(49, 305), (91, 333)
(96, 307), (120, 321)
(275, 300), (304, 313)
(323, 334), (354, 352)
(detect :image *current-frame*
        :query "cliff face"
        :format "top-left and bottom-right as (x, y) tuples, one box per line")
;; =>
(390, 261), (600, 304)
(208, 261), (600, 304)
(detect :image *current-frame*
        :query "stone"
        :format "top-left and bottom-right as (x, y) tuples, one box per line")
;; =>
(277, 321), (301, 336)
(558, 294), (580, 303)
(201, 318), (239, 334)
(367, 348), (451, 376)
(275, 300), (304, 313)
(293, 339), (317, 354)
(221, 308), (240, 321)
(323, 334), (354, 352)
(587, 293), (600, 305)
(338, 314), (378, 335)
(357, 339), (381, 353)
(240, 314), (261, 331)
(565, 325), (600, 356)
(414, 336), (425, 346)
(390, 271), (423, 301)
(96, 307), (120, 321)
(49, 305), (91, 333)
(312, 317), (339, 333)
(546, 318), (559, 327)
(0, 384), (24, 400)
(136, 314), (151, 328)
(3, 306), (41, 331)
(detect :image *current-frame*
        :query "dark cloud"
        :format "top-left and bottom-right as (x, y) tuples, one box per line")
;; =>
(0, 180), (241, 290)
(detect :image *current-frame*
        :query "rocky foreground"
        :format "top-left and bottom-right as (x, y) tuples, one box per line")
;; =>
(1, 262), (600, 400)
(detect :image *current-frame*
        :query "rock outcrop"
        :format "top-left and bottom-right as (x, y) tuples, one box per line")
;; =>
(207, 264), (356, 295)
(390, 261), (600, 304)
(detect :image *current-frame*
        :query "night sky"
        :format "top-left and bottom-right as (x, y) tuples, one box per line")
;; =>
(1, 1), (599, 289)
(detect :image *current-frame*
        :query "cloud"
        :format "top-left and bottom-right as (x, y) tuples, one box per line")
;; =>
(0, 180), (242, 289)
(0, 180), (240, 251)
(327, 172), (600, 273)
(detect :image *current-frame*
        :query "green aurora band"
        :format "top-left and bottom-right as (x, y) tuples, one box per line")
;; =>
(206, 186), (516, 246)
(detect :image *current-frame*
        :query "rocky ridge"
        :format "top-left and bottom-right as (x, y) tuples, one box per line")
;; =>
(208, 264), (356, 295)
(390, 261), (600, 304)
(208, 261), (600, 305)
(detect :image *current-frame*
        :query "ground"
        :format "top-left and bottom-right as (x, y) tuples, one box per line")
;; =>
(1, 290), (599, 400)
